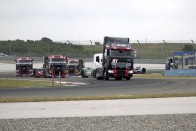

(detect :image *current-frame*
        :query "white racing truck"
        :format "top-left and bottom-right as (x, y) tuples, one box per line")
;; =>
(80, 53), (102, 78)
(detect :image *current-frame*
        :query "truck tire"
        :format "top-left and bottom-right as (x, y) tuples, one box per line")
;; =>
(92, 69), (96, 78)
(96, 77), (101, 80)
(104, 71), (109, 80)
(115, 77), (122, 80)
(81, 70), (85, 78)
(126, 77), (130, 80)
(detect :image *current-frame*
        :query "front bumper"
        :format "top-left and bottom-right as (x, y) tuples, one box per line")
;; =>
(108, 69), (133, 77)
(16, 70), (33, 76)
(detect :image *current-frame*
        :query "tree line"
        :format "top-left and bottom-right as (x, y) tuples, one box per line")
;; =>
(0, 37), (195, 59)
(0, 37), (102, 58)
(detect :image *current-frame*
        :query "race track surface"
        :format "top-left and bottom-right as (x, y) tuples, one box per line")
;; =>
(0, 73), (196, 98)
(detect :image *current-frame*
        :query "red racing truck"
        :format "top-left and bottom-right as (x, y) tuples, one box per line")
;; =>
(67, 58), (85, 76)
(43, 55), (68, 78)
(95, 36), (134, 80)
(15, 57), (33, 76)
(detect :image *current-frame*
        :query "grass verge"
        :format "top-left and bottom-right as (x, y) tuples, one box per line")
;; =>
(0, 93), (196, 103)
(134, 73), (196, 79)
(0, 78), (52, 88)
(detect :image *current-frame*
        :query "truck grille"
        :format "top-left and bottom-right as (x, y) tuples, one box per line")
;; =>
(117, 70), (124, 76)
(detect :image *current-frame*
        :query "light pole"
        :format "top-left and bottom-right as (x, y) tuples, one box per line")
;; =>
(9, 44), (12, 56)
(191, 39), (195, 66)
(137, 40), (140, 59)
(163, 40), (166, 59)
(67, 40), (71, 57)
(47, 43), (49, 55)
(90, 40), (92, 58)
(191, 39), (194, 47)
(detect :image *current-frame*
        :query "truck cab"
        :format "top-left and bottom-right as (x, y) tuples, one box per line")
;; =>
(96, 36), (134, 80)
(15, 57), (33, 76)
(43, 55), (68, 78)
(93, 53), (103, 68)
(67, 58), (84, 75)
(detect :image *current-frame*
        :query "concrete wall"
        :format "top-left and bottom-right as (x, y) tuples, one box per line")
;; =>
(163, 69), (196, 76)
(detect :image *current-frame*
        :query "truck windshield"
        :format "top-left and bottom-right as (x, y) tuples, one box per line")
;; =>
(110, 50), (132, 57)
(16, 60), (32, 64)
(68, 61), (79, 65)
(49, 58), (66, 64)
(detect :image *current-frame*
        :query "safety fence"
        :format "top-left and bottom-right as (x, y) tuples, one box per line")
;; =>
(0, 40), (195, 59)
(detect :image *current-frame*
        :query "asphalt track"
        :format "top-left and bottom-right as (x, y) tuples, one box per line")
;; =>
(0, 72), (196, 98)
(1, 63), (196, 130)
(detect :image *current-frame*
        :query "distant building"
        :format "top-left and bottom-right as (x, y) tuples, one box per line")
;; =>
(173, 51), (195, 60)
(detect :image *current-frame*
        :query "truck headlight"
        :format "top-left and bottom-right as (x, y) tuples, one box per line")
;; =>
(64, 70), (68, 73)
(49, 70), (53, 74)
(128, 70), (133, 73)
(108, 70), (114, 73)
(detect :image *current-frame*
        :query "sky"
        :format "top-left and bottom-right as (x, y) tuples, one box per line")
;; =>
(0, 0), (196, 42)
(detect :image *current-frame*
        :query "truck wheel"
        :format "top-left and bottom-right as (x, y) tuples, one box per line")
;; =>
(104, 72), (109, 80)
(115, 77), (122, 80)
(115, 77), (119, 80)
(105, 77), (109, 80)
(81, 70), (84, 78)
(95, 70), (100, 80)
(93, 69), (96, 78)
(126, 77), (130, 80)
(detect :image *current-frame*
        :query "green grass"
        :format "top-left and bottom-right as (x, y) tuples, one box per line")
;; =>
(0, 93), (196, 103)
(1, 40), (194, 59)
(0, 78), (52, 88)
(132, 43), (191, 59)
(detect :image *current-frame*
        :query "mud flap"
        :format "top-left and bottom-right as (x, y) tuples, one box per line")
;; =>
(113, 69), (117, 77)
(125, 70), (129, 77)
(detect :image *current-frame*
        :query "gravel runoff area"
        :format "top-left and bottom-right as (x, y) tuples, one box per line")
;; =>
(0, 114), (196, 130)
(0, 97), (196, 130)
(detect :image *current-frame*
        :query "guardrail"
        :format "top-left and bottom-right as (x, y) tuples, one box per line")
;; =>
(163, 69), (196, 76)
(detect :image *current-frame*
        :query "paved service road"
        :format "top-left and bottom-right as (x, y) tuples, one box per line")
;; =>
(0, 76), (196, 98)
(1, 97), (196, 130)
(1, 97), (196, 119)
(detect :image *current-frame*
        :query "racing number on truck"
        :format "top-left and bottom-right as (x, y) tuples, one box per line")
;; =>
(112, 59), (118, 63)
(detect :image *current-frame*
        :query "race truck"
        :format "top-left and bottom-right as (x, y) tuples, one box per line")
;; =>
(81, 53), (102, 78)
(43, 55), (68, 78)
(80, 53), (145, 78)
(15, 57), (33, 76)
(67, 58), (84, 76)
(95, 36), (134, 80)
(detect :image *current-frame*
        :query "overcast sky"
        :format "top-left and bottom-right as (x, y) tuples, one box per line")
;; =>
(0, 0), (196, 42)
